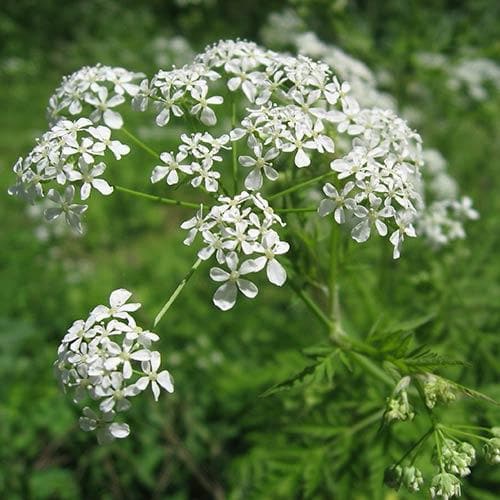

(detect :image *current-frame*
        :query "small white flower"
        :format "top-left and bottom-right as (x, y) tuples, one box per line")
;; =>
(79, 407), (130, 444)
(96, 372), (140, 412)
(104, 337), (152, 379)
(45, 185), (88, 233)
(151, 151), (192, 185)
(252, 231), (290, 286)
(191, 161), (220, 192)
(90, 288), (141, 322)
(136, 352), (174, 401)
(318, 182), (356, 223)
(239, 142), (279, 191)
(68, 159), (113, 200)
(351, 199), (395, 243)
(209, 252), (258, 310)
(190, 85), (223, 126)
(87, 126), (130, 160)
(85, 87), (125, 129)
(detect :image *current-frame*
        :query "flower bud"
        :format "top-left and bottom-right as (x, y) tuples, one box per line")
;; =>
(430, 472), (461, 499)
(483, 438), (500, 465)
(383, 465), (402, 490)
(402, 465), (424, 492)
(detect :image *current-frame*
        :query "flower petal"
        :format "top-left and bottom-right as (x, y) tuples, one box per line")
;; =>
(213, 282), (237, 310)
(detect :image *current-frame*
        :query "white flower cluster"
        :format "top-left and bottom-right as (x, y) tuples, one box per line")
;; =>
(416, 52), (500, 102)
(151, 131), (230, 192)
(9, 118), (129, 233)
(132, 63), (222, 126)
(48, 64), (145, 128)
(182, 191), (288, 310)
(10, 38), (478, 315)
(132, 40), (425, 260)
(321, 106), (424, 258)
(260, 10), (395, 110)
(150, 35), (194, 69)
(448, 58), (500, 101)
(417, 149), (479, 247)
(55, 289), (174, 443)
(261, 11), (478, 255)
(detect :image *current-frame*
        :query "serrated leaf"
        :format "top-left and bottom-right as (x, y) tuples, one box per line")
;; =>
(260, 350), (338, 397)
(448, 380), (500, 406)
(384, 311), (436, 334)
(402, 348), (466, 372)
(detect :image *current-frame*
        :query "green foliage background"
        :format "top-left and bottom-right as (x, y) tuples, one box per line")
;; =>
(0, 1), (498, 498)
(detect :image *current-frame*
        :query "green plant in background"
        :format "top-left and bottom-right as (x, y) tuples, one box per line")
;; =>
(6, 34), (498, 500)
(1, 1), (499, 499)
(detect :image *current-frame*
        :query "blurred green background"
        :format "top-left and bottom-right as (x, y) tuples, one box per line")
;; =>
(1, 1), (499, 498)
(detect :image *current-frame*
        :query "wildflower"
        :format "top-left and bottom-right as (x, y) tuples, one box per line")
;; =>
(79, 407), (130, 444)
(45, 185), (88, 234)
(402, 466), (424, 492)
(420, 374), (456, 408)
(190, 85), (223, 126)
(67, 160), (113, 200)
(151, 151), (193, 185)
(430, 472), (461, 499)
(135, 352), (174, 401)
(85, 87), (126, 129)
(483, 438), (500, 465)
(55, 289), (173, 443)
(209, 252), (258, 310)
(238, 142), (279, 191)
(385, 377), (414, 422)
(251, 231), (290, 286)
(318, 181), (356, 223)
(90, 288), (141, 322)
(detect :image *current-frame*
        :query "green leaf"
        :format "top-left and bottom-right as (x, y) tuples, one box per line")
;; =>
(260, 349), (338, 397)
(401, 347), (466, 372)
(448, 380), (500, 406)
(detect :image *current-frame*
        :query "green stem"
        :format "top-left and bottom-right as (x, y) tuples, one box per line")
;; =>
(454, 424), (494, 433)
(440, 426), (491, 443)
(154, 258), (203, 327)
(288, 279), (380, 357)
(394, 428), (434, 467)
(328, 222), (340, 338)
(288, 280), (333, 331)
(121, 127), (160, 159)
(268, 171), (335, 201)
(350, 352), (394, 387)
(346, 410), (385, 436)
(275, 207), (317, 214)
(414, 379), (444, 469)
(114, 185), (200, 209)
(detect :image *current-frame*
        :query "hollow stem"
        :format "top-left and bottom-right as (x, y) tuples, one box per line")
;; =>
(268, 171), (335, 201)
(328, 222), (341, 340)
(394, 427), (434, 467)
(121, 127), (160, 159)
(288, 279), (333, 331)
(154, 258), (203, 327)
(275, 206), (317, 214)
(440, 426), (491, 443)
(114, 185), (200, 209)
